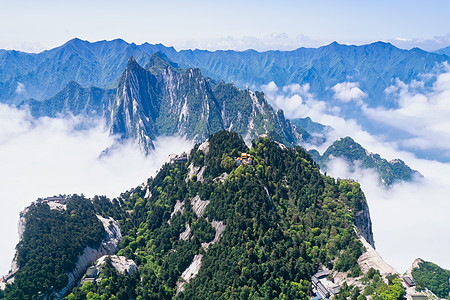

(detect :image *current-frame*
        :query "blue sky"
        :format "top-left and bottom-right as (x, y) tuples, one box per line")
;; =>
(1, 0), (449, 52)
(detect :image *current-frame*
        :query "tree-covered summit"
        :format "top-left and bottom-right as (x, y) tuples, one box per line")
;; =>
(310, 136), (421, 186)
(63, 131), (371, 299)
(3, 131), (402, 300)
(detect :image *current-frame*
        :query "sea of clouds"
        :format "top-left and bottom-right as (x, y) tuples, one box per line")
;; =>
(2, 66), (450, 276)
(0, 105), (193, 275)
(263, 66), (450, 272)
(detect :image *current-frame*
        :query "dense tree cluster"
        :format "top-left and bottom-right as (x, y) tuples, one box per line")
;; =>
(67, 256), (139, 300)
(340, 268), (405, 300)
(3, 196), (105, 299)
(412, 260), (450, 299)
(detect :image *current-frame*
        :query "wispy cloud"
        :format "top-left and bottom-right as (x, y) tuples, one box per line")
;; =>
(0, 104), (193, 275)
(14, 82), (26, 95)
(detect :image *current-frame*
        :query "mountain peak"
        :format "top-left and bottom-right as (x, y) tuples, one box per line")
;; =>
(146, 52), (180, 75)
(368, 41), (396, 49)
(126, 56), (140, 70)
(64, 37), (87, 47)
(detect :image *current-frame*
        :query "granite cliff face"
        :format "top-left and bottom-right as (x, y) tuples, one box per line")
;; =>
(54, 215), (121, 299)
(354, 198), (375, 248)
(1, 196), (121, 299)
(24, 53), (307, 153)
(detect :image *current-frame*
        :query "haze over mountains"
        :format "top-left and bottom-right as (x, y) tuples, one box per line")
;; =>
(3, 38), (450, 161)
(1, 38), (448, 107)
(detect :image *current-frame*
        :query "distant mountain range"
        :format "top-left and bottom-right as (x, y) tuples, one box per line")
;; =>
(1, 38), (449, 109)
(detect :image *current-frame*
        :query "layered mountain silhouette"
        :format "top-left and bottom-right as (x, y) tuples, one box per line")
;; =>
(2, 38), (448, 108)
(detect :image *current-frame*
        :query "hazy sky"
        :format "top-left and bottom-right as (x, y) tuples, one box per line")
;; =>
(1, 0), (449, 52)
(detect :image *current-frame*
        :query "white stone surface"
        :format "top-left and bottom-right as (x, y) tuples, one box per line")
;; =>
(201, 220), (226, 251)
(176, 254), (203, 294)
(97, 255), (137, 274)
(190, 195), (209, 218)
(179, 222), (191, 241)
(168, 200), (185, 224)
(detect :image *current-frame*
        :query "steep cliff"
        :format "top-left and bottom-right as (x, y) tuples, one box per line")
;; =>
(2, 196), (120, 299)
(54, 215), (121, 298)
(354, 198), (375, 248)
(23, 53), (309, 154)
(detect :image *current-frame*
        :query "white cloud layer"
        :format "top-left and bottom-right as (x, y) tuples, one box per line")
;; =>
(0, 105), (193, 275)
(363, 66), (450, 152)
(262, 78), (450, 272)
(262, 82), (328, 121)
(326, 157), (450, 273)
(332, 82), (367, 104)
(389, 33), (450, 52)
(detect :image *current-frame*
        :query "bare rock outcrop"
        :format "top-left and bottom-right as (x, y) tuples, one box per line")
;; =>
(176, 254), (203, 294)
(201, 220), (226, 251)
(168, 200), (185, 224)
(404, 258), (423, 278)
(97, 255), (137, 274)
(185, 163), (207, 183)
(214, 172), (229, 183)
(179, 222), (191, 241)
(53, 215), (121, 299)
(198, 141), (209, 156)
(357, 233), (397, 275)
(190, 195), (209, 218)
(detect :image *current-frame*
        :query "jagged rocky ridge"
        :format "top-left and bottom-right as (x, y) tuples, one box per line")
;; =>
(22, 53), (306, 152)
(2, 38), (449, 109)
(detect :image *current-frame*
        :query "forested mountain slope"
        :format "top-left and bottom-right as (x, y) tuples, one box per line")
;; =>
(309, 137), (420, 187)
(1, 131), (393, 299)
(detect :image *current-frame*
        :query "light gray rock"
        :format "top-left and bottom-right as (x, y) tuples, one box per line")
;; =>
(97, 255), (137, 275)
(53, 215), (121, 299)
(190, 195), (209, 218)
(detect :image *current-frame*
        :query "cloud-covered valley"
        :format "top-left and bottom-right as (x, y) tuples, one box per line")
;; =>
(0, 105), (193, 275)
(2, 64), (450, 277)
(263, 71), (450, 272)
